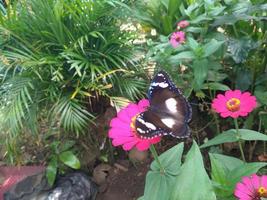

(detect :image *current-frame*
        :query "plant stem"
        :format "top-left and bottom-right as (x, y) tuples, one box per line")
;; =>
(234, 118), (246, 162)
(149, 144), (165, 174)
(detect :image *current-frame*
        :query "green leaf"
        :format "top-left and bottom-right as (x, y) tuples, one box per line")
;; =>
(171, 141), (216, 200)
(46, 157), (58, 186)
(200, 130), (237, 148)
(203, 82), (230, 91)
(239, 129), (267, 141)
(201, 129), (267, 148)
(228, 37), (259, 64)
(255, 91), (267, 105)
(210, 153), (244, 171)
(209, 153), (267, 198)
(228, 162), (267, 187)
(169, 51), (195, 64)
(193, 59), (208, 90)
(203, 39), (224, 57)
(143, 171), (174, 200)
(187, 37), (199, 50)
(151, 142), (184, 175)
(167, 0), (181, 17)
(59, 151), (80, 169)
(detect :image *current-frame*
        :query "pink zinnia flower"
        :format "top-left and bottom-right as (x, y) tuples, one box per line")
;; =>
(108, 99), (161, 151)
(235, 174), (267, 200)
(169, 31), (185, 48)
(177, 20), (189, 29)
(212, 90), (257, 118)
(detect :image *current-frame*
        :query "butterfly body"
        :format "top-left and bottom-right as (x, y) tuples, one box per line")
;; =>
(135, 71), (192, 139)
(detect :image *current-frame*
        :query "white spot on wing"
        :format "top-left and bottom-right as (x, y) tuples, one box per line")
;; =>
(151, 82), (168, 88)
(161, 118), (176, 128)
(137, 128), (146, 133)
(165, 98), (177, 112)
(137, 118), (157, 130)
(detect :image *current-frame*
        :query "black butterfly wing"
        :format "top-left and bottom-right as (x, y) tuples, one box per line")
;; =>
(135, 71), (192, 138)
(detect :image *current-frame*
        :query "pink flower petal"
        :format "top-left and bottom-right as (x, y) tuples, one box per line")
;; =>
(137, 99), (149, 112)
(126, 104), (140, 118)
(230, 111), (240, 118)
(251, 174), (261, 189)
(261, 175), (267, 188)
(108, 128), (132, 138)
(112, 137), (135, 146)
(110, 118), (131, 131)
(220, 111), (231, 118)
(108, 99), (161, 152)
(122, 141), (138, 151)
(136, 140), (151, 151)
(117, 108), (131, 123)
(225, 90), (242, 100)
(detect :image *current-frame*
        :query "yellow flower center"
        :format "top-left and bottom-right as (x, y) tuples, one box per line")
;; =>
(258, 186), (267, 197)
(226, 98), (240, 112)
(130, 115), (137, 130)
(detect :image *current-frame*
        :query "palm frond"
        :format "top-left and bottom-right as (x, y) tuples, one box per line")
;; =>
(52, 97), (95, 135)
(0, 76), (34, 135)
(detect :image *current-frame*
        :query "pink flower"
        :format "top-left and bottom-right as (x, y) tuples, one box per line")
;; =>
(235, 174), (267, 200)
(212, 90), (257, 118)
(177, 20), (189, 29)
(169, 31), (186, 48)
(108, 99), (161, 151)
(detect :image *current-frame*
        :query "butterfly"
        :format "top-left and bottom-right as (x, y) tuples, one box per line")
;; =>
(134, 71), (192, 139)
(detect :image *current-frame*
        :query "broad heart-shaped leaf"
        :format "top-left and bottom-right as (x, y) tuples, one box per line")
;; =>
(46, 157), (58, 185)
(201, 129), (267, 148)
(143, 171), (175, 200)
(200, 130), (237, 148)
(203, 39), (224, 57)
(151, 142), (184, 175)
(59, 151), (80, 169)
(142, 143), (184, 200)
(209, 153), (267, 198)
(210, 153), (244, 171)
(171, 141), (216, 200)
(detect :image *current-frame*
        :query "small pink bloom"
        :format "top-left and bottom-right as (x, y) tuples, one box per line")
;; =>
(212, 90), (257, 118)
(235, 174), (267, 200)
(169, 31), (185, 48)
(177, 20), (189, 29)
(108, 99), (161, 151)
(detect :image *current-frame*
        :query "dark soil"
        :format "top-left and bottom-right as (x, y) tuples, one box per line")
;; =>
(96, 161), (149, 200)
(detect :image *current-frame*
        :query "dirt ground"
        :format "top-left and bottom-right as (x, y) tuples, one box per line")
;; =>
(96, 161), (149, 200)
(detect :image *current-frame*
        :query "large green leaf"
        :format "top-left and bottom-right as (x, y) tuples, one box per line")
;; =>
(239, 129), (267, 141)
(59, 151), (80, 169)
(200, 130), (237, 148)
(228, 37), (259, 63)
(210, 153), (267, 198)
(210, 153), (243, 171)
(201, 129), (267, 148)
(151, 142), (184, 175)
(143, 172), (175, 200)
(171, 141), (216, 200)
(46, 157), (58, 186)
(142, 143), (184, 200)
(203, 39), (224, 57)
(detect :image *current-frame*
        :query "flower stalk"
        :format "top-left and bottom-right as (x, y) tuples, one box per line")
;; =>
(234, 118), (246, 162)
(149, 144), (165, 174)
